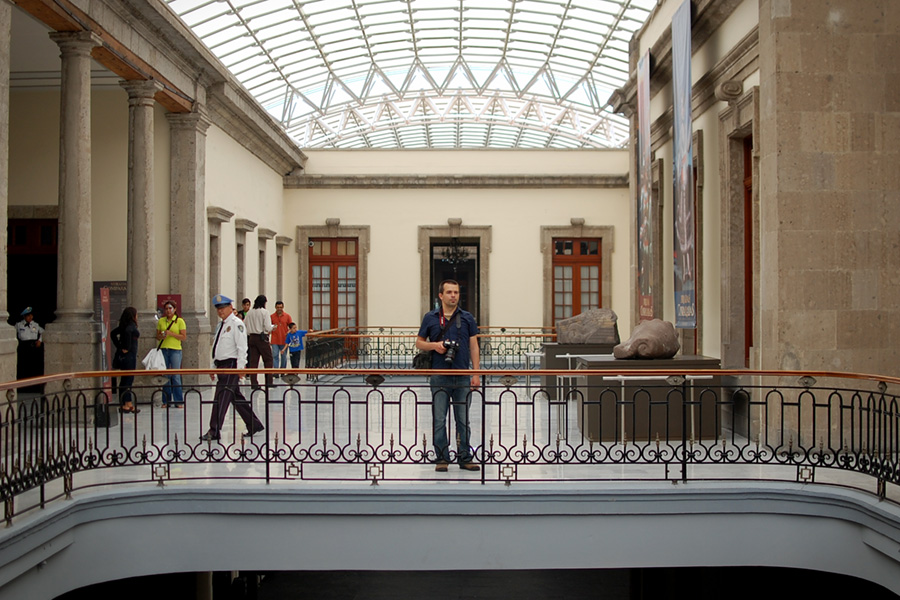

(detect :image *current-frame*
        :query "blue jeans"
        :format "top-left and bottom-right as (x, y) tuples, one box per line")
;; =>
(271, 344), (286, 370)
(430, 374), (473, 464)
(161, 348), (183, 404)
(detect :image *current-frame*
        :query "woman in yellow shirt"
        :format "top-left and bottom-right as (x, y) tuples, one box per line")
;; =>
(156, 300), (187, 407)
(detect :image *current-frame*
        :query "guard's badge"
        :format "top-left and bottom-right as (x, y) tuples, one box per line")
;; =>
(238, 324), (244, 333)
(226, 326), (231, 333)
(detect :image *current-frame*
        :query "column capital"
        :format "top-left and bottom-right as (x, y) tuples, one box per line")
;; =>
(120, 79), (164, 106)
(167, 106), (211, 134)
(49, 31), (102, 55)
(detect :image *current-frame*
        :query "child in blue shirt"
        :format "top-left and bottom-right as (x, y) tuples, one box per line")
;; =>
(281, 322), (308, 369)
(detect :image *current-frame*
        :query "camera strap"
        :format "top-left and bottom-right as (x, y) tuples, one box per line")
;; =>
(436, 310), (460, 341)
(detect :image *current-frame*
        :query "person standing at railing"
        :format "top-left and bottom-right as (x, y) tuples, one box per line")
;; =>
(110, 307), (140, 414)
(244, 295), (275, 390)
(282, 322), (308, 372)
(416, 279), (481, 472)
(270, 300), (293, 376)
(202, 294), (264, 442)
(156, 300), (187, 408)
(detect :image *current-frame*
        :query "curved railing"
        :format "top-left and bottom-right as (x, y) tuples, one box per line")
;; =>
(0, 367), (898, 525)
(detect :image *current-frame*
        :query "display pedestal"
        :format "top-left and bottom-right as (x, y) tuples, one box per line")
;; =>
(573, 355), (721, 442)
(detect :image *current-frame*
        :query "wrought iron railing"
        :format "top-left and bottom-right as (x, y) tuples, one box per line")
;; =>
(305, 327), (555, 370)
(0, 367), (898, 525)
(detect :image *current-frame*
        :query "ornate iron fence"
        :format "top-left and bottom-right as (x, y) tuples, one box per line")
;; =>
(305, 327), (554, 370)
(0, 368), (898, 525)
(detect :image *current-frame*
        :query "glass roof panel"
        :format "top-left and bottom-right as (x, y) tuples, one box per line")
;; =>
(166, 0), (652, 148)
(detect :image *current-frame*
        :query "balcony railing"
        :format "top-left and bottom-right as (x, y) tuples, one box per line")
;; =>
(0, 367), (898, 525)
(305, 327), (555, 370)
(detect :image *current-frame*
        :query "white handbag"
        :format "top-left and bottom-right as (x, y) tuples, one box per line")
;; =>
(144, 319), (176, 370)
(142, 347), (166, 370)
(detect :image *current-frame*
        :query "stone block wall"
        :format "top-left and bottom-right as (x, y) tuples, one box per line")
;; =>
(759, 0), (900, 376)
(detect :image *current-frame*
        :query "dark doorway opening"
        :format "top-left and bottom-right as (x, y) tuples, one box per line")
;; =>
(7, 218), (58, 327)
(430, 238), (478, 321)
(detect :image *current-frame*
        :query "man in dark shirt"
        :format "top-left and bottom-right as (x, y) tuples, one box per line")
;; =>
(415, 280), (481, 472)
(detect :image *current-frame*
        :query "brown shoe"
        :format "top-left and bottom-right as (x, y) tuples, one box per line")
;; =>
(459, 462), (480, 471)
(435, 461), (449, 472)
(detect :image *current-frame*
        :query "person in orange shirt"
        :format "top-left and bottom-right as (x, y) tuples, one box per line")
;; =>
(270, 300), (292, 376)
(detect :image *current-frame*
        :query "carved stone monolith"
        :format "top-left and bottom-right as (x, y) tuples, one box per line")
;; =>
(556, 309), (620, 345)
(613, 319), (680, 359)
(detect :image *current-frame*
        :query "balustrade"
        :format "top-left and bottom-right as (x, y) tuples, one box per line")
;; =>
(0, 367), (898, 525)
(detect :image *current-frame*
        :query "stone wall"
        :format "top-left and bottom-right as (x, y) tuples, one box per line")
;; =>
(758, 0), (900, 375)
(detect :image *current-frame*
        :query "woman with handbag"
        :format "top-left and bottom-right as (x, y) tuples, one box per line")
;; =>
(156, 300), (188, 407)
(111, 307), (140, 413)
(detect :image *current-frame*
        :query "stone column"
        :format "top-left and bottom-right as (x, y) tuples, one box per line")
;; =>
(167, 109), (212, 374)
(121, 79), (164, 356)
(44, 31), (102, 375)
(0, 3), (17, 383)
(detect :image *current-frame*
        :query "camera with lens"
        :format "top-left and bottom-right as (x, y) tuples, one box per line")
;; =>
(442, 339), (460, 364)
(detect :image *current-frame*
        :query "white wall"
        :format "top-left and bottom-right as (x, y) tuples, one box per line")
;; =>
(205, 125), (287, 304)
(301, 149), (630, 176)
(288, 150), (630, 328)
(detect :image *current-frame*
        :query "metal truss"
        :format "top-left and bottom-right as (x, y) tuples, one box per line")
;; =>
(166, 0), (655, 149)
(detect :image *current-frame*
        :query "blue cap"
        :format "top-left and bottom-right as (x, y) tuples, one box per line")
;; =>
(20, 307), (32, 317)
(212, 294), (233, 307)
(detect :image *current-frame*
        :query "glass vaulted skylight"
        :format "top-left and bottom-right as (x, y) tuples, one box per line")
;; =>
(166, 0), (655, 149)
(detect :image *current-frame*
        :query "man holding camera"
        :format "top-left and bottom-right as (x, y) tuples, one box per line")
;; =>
(416, 279), (481, 472)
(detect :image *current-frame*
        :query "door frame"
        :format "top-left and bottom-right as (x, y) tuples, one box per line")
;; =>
(418, 222), (491, 327)
(541, 222), (613, 329)
(296, 221), (370, 331)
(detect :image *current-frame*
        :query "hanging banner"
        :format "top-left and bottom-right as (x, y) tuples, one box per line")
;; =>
(673, 0), (696, 328)
(636, 49), (654, 321)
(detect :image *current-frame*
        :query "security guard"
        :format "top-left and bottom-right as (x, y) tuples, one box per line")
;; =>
(201, 294), (265, 441)
(16, 307), (44, 386)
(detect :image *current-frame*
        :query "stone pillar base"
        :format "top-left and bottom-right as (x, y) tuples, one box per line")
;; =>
(43, 316), (100, 393)
(180, 310), (211, 387)
(136, 314), (160, 362)
(0, 325), (17, 386)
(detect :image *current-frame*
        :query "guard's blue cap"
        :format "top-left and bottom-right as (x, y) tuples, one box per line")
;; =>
(20, 307), (32, 317)
(212, 294), (233, 307)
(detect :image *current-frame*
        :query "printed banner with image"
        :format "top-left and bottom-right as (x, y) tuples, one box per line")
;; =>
(637, 49), (654, 321)
(673, 0), (696, 328)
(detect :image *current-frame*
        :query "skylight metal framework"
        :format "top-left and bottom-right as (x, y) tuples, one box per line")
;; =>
(167, 0), (654, 149)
